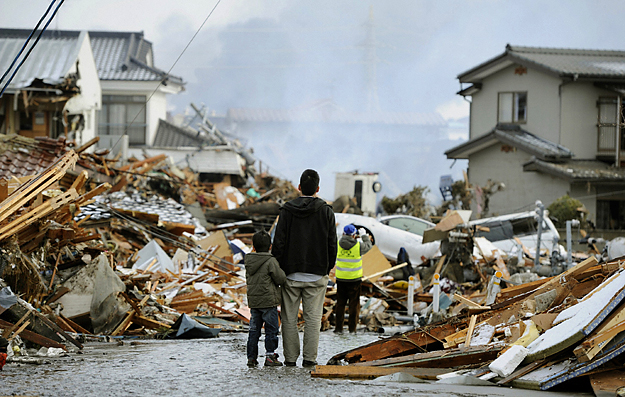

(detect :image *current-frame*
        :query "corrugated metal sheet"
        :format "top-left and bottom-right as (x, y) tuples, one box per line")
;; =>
(128, 147), (245, 176)
(0, 31), (82, 90)
(152, 119), (204, 148)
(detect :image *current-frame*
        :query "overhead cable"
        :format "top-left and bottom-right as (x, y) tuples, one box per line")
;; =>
(111, 0), (222, 151)
(0, 0), (66, 99)
(0, 0), (57, 87)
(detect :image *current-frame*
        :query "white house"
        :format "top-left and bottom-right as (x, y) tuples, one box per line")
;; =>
(89, 31), (184, 147)
(0, 29), (101, 144)
(0, 29), (184, 149)
(446, 45), (625, 229)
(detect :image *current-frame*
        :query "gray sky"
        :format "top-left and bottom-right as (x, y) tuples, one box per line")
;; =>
(2, 1), (625, 203)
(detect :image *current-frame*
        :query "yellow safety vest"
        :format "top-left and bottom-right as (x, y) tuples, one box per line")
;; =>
(335, 241), (363, 280)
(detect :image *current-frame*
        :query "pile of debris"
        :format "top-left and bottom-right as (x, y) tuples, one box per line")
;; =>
(317, 251), (625, 393)
(0, 133), (300, 365)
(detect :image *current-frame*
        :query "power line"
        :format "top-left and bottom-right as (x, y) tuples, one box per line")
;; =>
(112, 0), (222, 150)
(0, 0), (65, 99)
(0, 0), (57, 87)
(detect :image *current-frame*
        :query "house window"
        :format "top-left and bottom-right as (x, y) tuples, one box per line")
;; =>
(98, 95), (147, 145)
(596, 97), (623, 155)
(498, 92), (527, 123)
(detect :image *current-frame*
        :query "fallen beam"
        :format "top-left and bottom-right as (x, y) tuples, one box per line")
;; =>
(311, 365), (451, 380)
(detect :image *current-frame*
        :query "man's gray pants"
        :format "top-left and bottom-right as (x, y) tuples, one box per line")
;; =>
(281, 275), (329, 364)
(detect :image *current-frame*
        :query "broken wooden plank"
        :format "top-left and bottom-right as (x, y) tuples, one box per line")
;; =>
(131, 315), (169, 330)
(431, 255), (446, 285)
(0, 318), (66, 350)
(328, 319), (467, 364)
(111, 311), (135, 336)
(589, 369), (625, 396)
(464, 315), (477, 347)
(362, 262), (407, 282)
(75, 136), (100, 154)
(2, 310), (32, 338)
(311, 365), (451, 380)
(8, 320), (31, 341)
(454, 293), (490, 309)
(352, 344), (503, 369)
(59, 314), (92, 335)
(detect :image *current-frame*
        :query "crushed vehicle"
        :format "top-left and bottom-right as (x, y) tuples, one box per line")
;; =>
(469, 209), (561, 256)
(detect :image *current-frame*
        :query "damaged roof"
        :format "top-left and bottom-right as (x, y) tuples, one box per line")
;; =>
(89, 31), (183, 85)
(0, 29), (183, 87)
(0, 134), (68, 179)
(0, 29), (84, 91)
(152, 119), (206, 148)
(445, 125), (573, 161)
(128, 146), (245, 176)
(459, 44), (625, 84)
(524, 158), (625, 183)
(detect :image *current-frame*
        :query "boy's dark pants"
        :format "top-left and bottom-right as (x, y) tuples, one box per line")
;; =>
(334, 280), (361, 333)
(247, 307), (280, 360)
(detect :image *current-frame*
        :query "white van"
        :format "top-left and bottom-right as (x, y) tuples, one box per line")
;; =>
(469, 210), (560, 255)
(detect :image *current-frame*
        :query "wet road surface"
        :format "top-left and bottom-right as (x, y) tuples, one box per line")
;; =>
(1, 331), (595, 396)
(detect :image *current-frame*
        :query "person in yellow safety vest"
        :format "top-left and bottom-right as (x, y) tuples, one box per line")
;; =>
(333, 224), (372, 333)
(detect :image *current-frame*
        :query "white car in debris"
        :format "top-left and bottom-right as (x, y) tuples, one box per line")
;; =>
(469, 210), (561, 255)
(335, 213), (440, 265)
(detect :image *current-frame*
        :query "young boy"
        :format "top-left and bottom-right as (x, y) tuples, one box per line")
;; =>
(245, 230), (287, 367)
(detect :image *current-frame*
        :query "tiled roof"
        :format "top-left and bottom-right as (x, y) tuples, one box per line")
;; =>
(152, 119), (205, 148)
(445, 125), (573, 161)
(0, 134), (68, 179)
(508, 45), (625, 78)
(0, 29), (83, 91)
(459, 44), (625, 83)
(89, 31), (183, 84)
(524, 158), (625, 183)
(0, 29), (183, 86)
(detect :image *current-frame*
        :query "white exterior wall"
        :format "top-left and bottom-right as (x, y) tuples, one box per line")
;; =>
(468, 144), (569, 217)
(146, 90), (167, 146)
(560, 82), (615, 158)
(334, 172), (379, 215)
(99, 80), (169, 146)
(64, 32), (101, 147)
(469, 65), (561, 143)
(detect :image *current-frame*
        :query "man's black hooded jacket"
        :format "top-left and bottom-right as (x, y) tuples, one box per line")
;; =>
(271, 196), (337, 277)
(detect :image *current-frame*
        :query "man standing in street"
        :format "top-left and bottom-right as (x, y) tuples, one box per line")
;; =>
(272, 169), (337, 367)
(333, 225), (372, 334)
